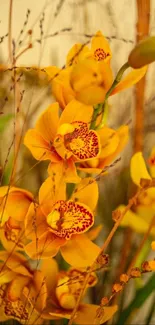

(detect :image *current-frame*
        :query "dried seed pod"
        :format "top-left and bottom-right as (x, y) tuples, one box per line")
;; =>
(141, 261), (155, 272)
(112, 283), (123, 294)
(101, 297), (109, 306)
(96, 254), (109, 268)
(130, 267), (141, 278)
(120, 273), (129, 284)
(112, 209), (121, 222)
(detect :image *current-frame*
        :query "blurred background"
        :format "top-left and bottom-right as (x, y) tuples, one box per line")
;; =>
(0, 0), (155, 324)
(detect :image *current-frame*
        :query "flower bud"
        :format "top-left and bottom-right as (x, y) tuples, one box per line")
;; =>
(128, 36), (155, 69)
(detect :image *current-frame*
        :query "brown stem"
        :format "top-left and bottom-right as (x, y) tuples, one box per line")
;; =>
(8, 0), (13, 63)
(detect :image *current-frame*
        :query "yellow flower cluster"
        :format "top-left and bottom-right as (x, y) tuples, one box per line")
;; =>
(0, 31), (150, 324)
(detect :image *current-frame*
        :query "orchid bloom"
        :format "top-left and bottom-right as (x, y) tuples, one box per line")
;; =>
(0, 251), (47, 324)
(119, 152), (155, 235)
(0, 186), (33, 251)
(24, 100), (101, 183)
(148, 146), (155, 177)
(39, 258), (118, 324)
(78, 125), (129, 174)
(45, 31), (147, 107)
(24, 175), (100, 267)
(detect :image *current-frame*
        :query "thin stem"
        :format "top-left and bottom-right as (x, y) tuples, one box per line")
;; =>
(8, 0), (13, 63)
(68, 186), (150, 325)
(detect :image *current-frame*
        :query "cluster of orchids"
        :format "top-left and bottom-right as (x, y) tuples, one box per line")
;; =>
(0, 31), (155, 324)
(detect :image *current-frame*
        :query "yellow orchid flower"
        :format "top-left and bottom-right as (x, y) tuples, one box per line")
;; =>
(78, 125), (129, 174)
(148, 146), (155, 177)
(0, 186), (33, 251)
(40, 258), (118, 324)
(0, 251), (47, 324)
(45, 31), (147, 108)
(24, 176), (100, 267)
(119, 152), (155, 235)
(24, 100), (101, 183)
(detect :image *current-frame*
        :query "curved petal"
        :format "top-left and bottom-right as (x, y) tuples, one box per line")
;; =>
(130, 152), (151, 187)
(40, 258), (59, 294)
(0, 251), (32, 277)
(7, 275), (30, 301)
(27, 270), (47, 312)
(3, 192), (32, 222)
(25, 203), (47, 241)
(74, 304), (118, 325)
(48, 160), (81, 184)
(119, 205), (155, 235)
(66, 43), (90, 66)
(91, 31), (112, 63)
(0, 264), (15, 284)
(152, 241), (155, 250)
(25, 231), (66, 259)
(24, 129), (60, 162)
(59, 99), (93, 126)
(110, 66), (147, 95)
(36, 102), (59, 141)
(39, 175), (66, 216)
(71, 177), (98, 211)
(97, 127), (120, 159)
(0, 220), (25, 252)
(60, 234), (100, 267)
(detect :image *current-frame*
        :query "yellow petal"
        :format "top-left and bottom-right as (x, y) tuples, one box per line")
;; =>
(71, 177), (98, 211)
(119, 205), (155, 234)
(40, 258), (59, 294)
(0, 251), (32, 277)
(76, 85), (107, 106)
(25, 231), (66, 259)
(60, 234), (100, 267)
(24, 129), (60, 162)
(66, 43), (90, 66)
(59, 99), (93, 126)
(25, 203), (47, 241)
(36, 102), (59, 142)
(39, 175), (66, 215)
(87, 224), (103, 241)
(74, 304), (118, 325)
(48, 160), (81, 184)
(110, 66), (147, 95)
(0, 264), (15, 284)
(130, 152), (151, 187)
(28, 270), (47, 311)
(97, 127), (120, 159)
(91, 30), (112, 63)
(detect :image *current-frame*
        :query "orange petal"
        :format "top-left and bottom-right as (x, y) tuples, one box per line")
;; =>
(59, 99), (93, 126)
(60, 234), (100, 267)
(87, 224), (103, 241)
(91, 31), (112, 63)
(66, 43), (90, 66)
(71, 177), (98, 211)
(130, 152), (151, 187)
(3, 192), (32, 222)
(74, 303), (118, 325)
(110, 66), (147, 95)
(39, 175), (66, 215)
(7, 275), (30, 301)
(0, 221), (24, 252)
(24, 129), (59, 162)
(25, 231), (66, 259)
(0, 251), (32, 277)
(27, 270), (47, 311)
(40, 258), (59, 294)
(25, 203), (47, 241)
(36, 102), (59, 142)
(48, 159), (81, 184)
(151, 241), (155, 250)
(0, 264), (15, 284)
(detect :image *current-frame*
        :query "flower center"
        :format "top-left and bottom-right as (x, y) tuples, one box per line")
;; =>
(46, 200), (94, 240)
(94, 48), (110, 61)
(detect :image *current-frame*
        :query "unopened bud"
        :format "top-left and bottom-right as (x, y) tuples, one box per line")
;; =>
(130, 267), (141, 278)
(120, 273), (129, 284)
(128, 36), (155, 68)
(112, 283), (123, 294)
(141, 261), (155, 272)
(96, 254), (109, 267)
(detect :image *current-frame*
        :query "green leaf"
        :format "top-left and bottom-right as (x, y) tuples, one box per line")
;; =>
(0, 114), (13, 133)
(118, 273), (155, 324)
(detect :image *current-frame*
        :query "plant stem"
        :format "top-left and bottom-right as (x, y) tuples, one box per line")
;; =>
(8, 0), (13, 64)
